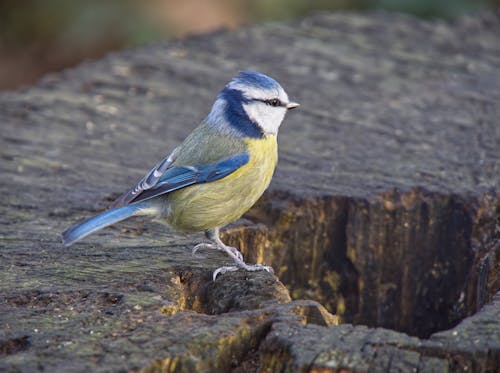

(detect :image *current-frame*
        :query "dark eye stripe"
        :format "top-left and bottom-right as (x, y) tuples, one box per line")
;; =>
(254, 98), (283, 107)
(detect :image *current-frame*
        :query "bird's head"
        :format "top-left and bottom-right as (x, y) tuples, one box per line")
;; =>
(207, 71), (299, 137)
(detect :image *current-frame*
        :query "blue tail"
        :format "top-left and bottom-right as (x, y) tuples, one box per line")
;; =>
(62, 204), (145, 247)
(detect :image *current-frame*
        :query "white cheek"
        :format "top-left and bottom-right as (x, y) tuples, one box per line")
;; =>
(244, 103), (286, 135)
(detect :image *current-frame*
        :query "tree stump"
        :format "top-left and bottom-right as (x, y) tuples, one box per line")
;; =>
(1, 11), (499, 372)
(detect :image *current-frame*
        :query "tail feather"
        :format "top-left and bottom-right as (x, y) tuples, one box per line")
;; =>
(62, 204), (144, 247)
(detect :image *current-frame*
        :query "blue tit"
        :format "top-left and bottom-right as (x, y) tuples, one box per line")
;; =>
(62, 71), (299, 279)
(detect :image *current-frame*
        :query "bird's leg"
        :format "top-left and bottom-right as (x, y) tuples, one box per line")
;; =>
(192, 228), (243, 261)
(202, 228), (273, 281)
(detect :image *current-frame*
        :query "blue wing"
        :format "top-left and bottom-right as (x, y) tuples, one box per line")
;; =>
(117, 152), (250, 205)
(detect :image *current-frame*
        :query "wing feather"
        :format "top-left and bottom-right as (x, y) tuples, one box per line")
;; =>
(112, 151), (249, 207)
(111, 147), (180, 208)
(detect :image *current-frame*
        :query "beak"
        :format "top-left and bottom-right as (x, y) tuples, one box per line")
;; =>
(286, 102), (300, 110)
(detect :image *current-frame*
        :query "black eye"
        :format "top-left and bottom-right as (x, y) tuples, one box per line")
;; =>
(266, 98), (281, 107)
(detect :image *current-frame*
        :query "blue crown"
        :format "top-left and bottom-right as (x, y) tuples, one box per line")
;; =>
(231, 71), (280, 90)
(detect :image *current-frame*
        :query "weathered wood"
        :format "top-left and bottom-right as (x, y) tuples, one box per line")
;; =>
(259, 293), (500, 372)
(0, 11), (499, 372)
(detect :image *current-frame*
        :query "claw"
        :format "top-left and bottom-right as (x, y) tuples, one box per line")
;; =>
(212, 261), (274, 281)
(250, 264), (273, 273)
(192, 242), (243, 261)
(212, 265), (239, 281)
(239, 263), (274, 274)
(192, 242), (217, 256)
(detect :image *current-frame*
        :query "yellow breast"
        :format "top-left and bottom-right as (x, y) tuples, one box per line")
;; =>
(165, 135), (278, 232)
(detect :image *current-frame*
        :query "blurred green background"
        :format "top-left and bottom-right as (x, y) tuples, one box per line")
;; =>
(0, 0), (496, 90)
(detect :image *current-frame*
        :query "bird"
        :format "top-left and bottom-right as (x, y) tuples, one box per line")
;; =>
(62, 71), (299, 280)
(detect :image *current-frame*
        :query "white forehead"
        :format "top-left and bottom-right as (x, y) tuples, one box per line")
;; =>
(227, 80), (289, 103)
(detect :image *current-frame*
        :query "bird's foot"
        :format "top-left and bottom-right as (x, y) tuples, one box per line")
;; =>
(193, 242), (244, 261)
(213, 260), (274, 281)
(225, 246), (244, 261)
(192, 242), (217, 256)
